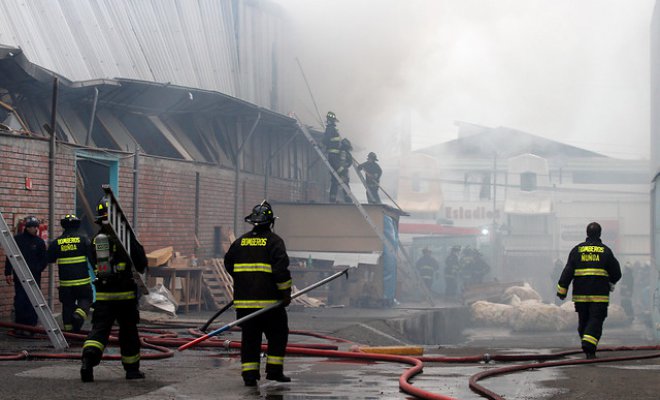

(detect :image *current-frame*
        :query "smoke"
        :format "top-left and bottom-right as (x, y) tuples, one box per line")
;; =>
(276, 0), (654, 160)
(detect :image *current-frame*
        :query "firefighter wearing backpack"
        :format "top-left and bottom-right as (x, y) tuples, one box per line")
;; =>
(80, 200), (148, 382)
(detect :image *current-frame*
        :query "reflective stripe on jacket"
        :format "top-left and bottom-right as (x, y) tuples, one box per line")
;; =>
(556, 238), (621, 303)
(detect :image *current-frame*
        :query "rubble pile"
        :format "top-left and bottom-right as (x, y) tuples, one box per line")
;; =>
(470, 282), (629, 331)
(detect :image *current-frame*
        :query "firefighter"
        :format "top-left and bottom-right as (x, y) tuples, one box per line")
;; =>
(323, 111), (343, 202)
(80, 200), (148, 382)
(556, 222), (621, 359)
(224, 201), (292, 386)
(444, 245), (461, 299)
(357, 152), (382, 204)
(415, 247), (439, 293)
(3, 216), (47, 336)
(46, 214), (93, 332)
(335, 138), (353, 203)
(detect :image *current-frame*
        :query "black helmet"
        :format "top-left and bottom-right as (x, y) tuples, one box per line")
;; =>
(244, 201), (276, 227)
(60, 214), (81, 229)
(367, 152), (378, 161)
(326, 111), (338, 123)
(24, 216), (40, 228)
(96, 199), (109, 222)
(586, 222), (601, 239)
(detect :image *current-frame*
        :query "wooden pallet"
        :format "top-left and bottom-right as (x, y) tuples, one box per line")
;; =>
(201, 259), (233, 309)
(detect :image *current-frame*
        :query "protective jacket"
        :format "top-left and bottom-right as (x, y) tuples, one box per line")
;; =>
(323, 124), (342, 169)
(225, 225), (292, 382)
(47, 228), (94, 331)
(47, 229), (93, 287)
(224, 227), (292, 309)
(357, 160), (382, 187)
(557, 238), (621, 302)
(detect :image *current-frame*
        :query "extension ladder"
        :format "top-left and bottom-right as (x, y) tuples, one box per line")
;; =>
(100, 185), (149, 295)
(292, 115), (435, 305)
(0, 210), (68, 350)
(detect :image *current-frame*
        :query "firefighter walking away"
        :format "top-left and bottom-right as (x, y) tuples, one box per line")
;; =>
(80, 199), (148, 382)
(556, 222), (621, 359)
(47, 214), (94, 333)
(224, 201), (293, 386)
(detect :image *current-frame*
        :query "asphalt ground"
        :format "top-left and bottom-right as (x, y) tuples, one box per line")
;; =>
(0, 306), (659, 400)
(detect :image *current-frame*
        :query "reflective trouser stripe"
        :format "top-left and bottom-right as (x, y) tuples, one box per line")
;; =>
(122, 353), (140, 365)
(75, 307), (87, 319)
(83, 340), (104, 352)
(582, 334), (599, 346)
(242, 362), (260, 372)
(267, 355), (284, 366)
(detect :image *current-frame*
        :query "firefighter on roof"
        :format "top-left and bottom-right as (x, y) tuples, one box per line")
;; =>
(323, 111), (344, 203)
(556, 222), (621, 359)
(224, 201), (292, 387)
(80, 199), (148, 382)
(357, 152), (382, 204)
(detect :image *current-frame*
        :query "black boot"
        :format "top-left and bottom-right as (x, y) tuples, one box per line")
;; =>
(242, 371), (260, 387)
(80, 359), (94, 382)
(266, 372), (291, 382)
(126, 369), (146, 380)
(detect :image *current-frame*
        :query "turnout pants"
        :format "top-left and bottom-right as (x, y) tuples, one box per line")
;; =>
(237, 307), (289, 380)
(59, 284), (93, 332)
(13, 275), (39, 326)
(575, 302), (608, 354)
(82, 299), (141, 371)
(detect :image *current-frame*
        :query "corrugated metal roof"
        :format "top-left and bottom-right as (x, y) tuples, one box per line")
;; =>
(0, 0), (291, 113)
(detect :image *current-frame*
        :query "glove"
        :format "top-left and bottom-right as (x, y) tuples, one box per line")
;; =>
(609, 283), (616, 292)
(556, 293), (566, 301)
(281, 289), (292, 307)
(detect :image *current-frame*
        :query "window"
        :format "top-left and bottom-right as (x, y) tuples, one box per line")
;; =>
(520, 172), (537, 191)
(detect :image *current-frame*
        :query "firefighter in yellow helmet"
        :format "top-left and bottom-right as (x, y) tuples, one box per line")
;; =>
(224, 201), (292, 386)
(80, 199), (148, 382)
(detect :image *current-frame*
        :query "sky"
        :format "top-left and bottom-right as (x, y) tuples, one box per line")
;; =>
(275, 0), (655, 161)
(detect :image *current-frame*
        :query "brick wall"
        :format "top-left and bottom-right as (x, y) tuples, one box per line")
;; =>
(0, 133), (321, 320)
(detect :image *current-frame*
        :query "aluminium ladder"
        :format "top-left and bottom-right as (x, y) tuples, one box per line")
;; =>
(100, 184), (149, 295)
(292, 115), (435, 305)
(0, 210), (68, 350)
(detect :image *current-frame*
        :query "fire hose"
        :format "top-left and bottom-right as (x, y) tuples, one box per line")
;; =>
(2, 318), (660, 399)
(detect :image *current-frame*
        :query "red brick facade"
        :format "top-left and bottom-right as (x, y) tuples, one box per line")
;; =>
(0, 133), (321, 319)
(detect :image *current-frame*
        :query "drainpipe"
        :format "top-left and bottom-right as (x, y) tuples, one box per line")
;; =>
(47, 77), (58, 308)
(132, 144), (140, 231)
(233, 111), (261, 234)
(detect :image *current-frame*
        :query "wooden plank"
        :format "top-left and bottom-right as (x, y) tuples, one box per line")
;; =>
(147, 246), (174, 267)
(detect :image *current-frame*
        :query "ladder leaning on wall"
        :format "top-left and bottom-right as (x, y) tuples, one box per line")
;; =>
(292, 114), (435, 306)
(0, 210), (68, 350)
